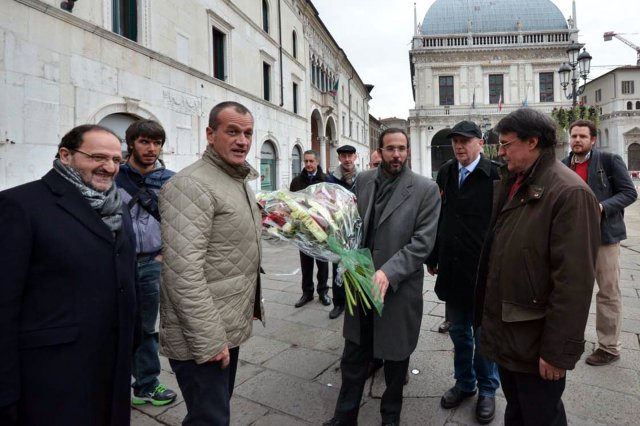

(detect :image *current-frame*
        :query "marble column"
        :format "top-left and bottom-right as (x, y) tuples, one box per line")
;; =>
(319, 136), (327, 171)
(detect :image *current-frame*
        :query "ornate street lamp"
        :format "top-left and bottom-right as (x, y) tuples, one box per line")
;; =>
(558, 41), (592, 107)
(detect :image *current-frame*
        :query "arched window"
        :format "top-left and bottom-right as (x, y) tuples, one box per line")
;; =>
(627, 101), (633, 110)
(262, 0), (269, 33)
(629, 143), (640, 170)
(260, 141), (277, 191)
(291, 145), (302, 176)
(98, 113), (139, 155)
(292, 30), (297, 58)
(636, 101), (640, 110)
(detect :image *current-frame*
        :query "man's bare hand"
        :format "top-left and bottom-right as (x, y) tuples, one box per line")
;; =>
(208, 345), (230, 369)
(373, 270), (390, 302)
(427, 265), (438, 276)
(539, 357), (565, 381)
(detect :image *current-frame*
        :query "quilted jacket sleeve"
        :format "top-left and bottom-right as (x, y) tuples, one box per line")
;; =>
(160, 176), (227, 363)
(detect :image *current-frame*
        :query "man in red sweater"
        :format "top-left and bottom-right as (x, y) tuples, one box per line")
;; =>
(562, 119), (637, 366)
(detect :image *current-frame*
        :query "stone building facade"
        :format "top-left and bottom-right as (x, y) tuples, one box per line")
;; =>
(0, 0), (371, 190)
(409, 0), (578, 177)
(580, 66), (640, 170)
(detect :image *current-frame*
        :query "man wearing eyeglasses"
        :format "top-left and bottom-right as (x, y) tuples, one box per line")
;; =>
(324, 128), (440, 426)
(426, 120), (500, 424)
(475, 109), (600, 425)
(115, 120), (177, 407)
(0, 125), (138, 426)
(326, 145), (360, 319)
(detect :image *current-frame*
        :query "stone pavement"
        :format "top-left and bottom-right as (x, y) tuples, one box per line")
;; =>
(133, 201), (640, 426)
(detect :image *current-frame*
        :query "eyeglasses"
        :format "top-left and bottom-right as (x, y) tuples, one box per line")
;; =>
(70, 149), (123, 165)
(498, 139), (518, 150)
(381, 146), (408, 153)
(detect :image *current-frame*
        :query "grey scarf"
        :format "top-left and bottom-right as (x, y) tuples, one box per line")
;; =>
(53, 159), (123, 234)
(333, 164), (359, 187)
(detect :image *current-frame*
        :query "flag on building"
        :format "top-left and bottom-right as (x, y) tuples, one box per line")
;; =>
(329, 79), (339, 97)
(498, 93), (503, 112)
(522, 95), (528, 107)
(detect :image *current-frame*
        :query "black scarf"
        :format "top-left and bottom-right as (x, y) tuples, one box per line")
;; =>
(364, 165), (407, 249)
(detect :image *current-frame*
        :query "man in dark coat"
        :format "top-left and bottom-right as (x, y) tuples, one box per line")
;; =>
(290, 150), (331, 308)
(325, 144), (360, 319)
(323, 128), (440, 426)
(475, 109), (600, 425)
(562, 119), (637, 366)
(0, 125), (138, 426)
(426, 121), (500, 424)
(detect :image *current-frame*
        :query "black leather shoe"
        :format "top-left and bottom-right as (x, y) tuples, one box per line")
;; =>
(319, 293), (332, 306)
(294, 294), (313, 308)
(322, 418), (353, 426)
(438, 320), (451, 334)
(476, 395), (496, 424)
(329, 304), (345, 319)
(381, 421), (399, 426)
(440, 386), (476, 409)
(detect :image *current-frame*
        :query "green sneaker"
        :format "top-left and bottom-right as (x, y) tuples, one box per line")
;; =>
(132, 383), (177, 406)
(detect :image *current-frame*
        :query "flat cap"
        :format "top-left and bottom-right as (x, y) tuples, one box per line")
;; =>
(336, 144), (356, 154)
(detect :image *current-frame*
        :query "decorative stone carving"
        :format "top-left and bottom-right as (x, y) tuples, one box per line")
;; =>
(124, 97), (140, 114)
(162, 88), (202, 115)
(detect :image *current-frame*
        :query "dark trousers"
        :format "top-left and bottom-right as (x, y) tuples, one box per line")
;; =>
(170, 347), (240, 426)
(300, 251), (328, 295)
(332, 263), (346, 306)
(499, 366), (567, 426)
(334, 311), (409, 424)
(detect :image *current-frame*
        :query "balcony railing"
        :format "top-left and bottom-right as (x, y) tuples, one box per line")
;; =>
(310, 87), (337, 108)
(410, 103), (562, 117)
(413, 31), (571, 50)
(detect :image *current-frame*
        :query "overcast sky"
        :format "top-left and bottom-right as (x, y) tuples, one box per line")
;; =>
(312, 0), (640, 119)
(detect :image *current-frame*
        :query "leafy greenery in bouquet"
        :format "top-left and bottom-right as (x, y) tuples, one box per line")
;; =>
(257, 183), (383, 316)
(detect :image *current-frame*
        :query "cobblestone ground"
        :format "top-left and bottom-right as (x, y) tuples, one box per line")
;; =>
(133, 200), (640, 426)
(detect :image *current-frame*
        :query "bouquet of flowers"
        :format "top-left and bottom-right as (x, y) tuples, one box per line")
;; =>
(257, 183), (383, 316)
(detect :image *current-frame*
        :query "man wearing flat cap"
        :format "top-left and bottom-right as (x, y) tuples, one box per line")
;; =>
(426, 120), (500, 423)
(325, 144), (359, 319)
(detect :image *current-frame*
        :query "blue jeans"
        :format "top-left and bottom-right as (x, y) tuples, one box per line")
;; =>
(447, 303), (500, 397)
(132, 257), (162, 394)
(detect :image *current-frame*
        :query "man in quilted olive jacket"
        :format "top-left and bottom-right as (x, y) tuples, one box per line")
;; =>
(159, 102), (264, 426)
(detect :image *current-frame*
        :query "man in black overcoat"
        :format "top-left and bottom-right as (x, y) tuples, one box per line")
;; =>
(426, 121), (500, 424)
(290, 149), (331, 308)
(0, 125), (137, 426)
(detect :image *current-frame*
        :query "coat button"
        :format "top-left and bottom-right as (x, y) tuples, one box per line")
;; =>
(120, 287), (124, 293)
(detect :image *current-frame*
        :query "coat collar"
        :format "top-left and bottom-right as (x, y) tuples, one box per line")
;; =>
(202, 145), (259, 182)
(379, 169), (413, 225)
(497, 149), (555, 211)
(563, 148), (602, 184)
(43, 170), (119, 244)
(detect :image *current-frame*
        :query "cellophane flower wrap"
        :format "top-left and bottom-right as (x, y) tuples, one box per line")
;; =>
(257, 183), (383, 316)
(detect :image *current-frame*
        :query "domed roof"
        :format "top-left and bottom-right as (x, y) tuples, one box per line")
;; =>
(421, 0), (568, 35)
